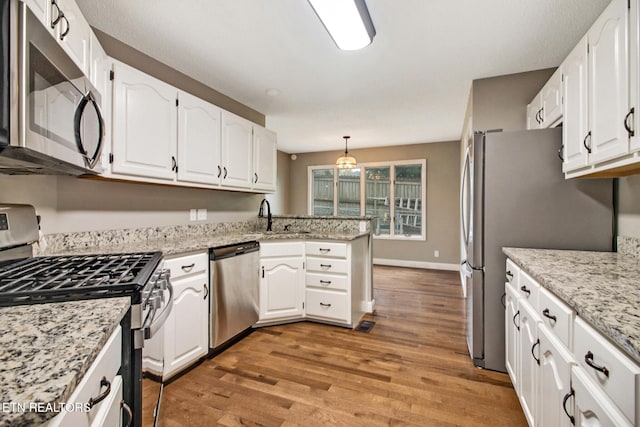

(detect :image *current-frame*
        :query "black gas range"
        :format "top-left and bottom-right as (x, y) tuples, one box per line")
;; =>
(0, 204), (171, 427)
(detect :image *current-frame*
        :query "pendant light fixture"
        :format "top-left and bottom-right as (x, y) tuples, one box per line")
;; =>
(336, 136), (357, 169)
(307, 0), (376, 51)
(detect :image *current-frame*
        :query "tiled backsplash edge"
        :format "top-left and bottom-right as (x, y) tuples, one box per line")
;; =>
(35, 217), (371, 255)
(617, 236), (640, 258)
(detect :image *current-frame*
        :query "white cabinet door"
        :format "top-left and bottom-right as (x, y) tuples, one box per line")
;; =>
(252, 126), (277, 192)
(526, 94), (542, 130)
(587, 0), (629, 164)
(541, 67), (563, 127)
(505, 284), (520, 394)
(177, 91), (222, 185)
(221, 111), (253, 188)
(24, 0), (50, 28)
(538, 325), (575, 427)
(55, 0), (91, 75)
(163, 274), (209, 379)
(563, 36), (590, 173)
(518, 300), (539, 427)
(572, 366), (632, 427)
(630, 0), (640, 153)
(260, 258), (304, 321)
(111, 62), (178, 180)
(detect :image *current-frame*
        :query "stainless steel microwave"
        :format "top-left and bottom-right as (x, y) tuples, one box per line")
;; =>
(0, 0), (104, 175)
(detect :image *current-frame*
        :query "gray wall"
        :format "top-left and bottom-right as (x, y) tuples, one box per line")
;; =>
(288, 141), (461, 265)
(0, 175), (263, 234)
(266, 151), (292, 215)
(472, 68), (555, 132)
(617, 176), (640, 238)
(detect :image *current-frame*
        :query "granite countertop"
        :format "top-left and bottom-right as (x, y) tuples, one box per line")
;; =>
(503, 247), (640, 365)
(43, 230), (370, 257)
(0, 297), (130, 426)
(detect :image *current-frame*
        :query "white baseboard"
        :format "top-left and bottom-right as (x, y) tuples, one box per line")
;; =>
(361, 299), (375, 313)
(373, 258), (459, 271)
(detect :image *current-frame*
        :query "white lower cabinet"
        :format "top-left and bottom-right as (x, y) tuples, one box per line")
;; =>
(538, 325), (574, 427)
(143, 252), (209, 381)
(47, 327), (123, 427)
(506, 258), (640, 427)
(258, 239), (367, 328)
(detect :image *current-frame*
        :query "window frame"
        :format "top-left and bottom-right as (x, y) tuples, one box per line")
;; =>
(308, 159), (426, 241)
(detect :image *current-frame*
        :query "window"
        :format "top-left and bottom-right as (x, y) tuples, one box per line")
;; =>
(308, 160), (426, 240)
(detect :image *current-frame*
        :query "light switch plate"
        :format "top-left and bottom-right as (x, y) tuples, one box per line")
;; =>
(359, 221), (367, 232)
(189, 209), (197, 221)
(197, 208), (207, 220)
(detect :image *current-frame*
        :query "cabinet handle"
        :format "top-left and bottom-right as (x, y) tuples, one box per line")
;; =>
(624, 107), (635, 137)
(217, 165), (222, 178)
(320, 280), (332, 285)
(513, 310), (520, 331)
(500, 292), (506, 308)
(319, 302), (332, 307)
(203, 283), (208, 299)
(540, 107), (544, 123)
(535, 109), (541, 124)
(557, 145), (564, 162)
(320, 264), (332, 269)
(59, 15), (70, 40)
(319, 248), (331, 253)
(261, 266), (264, 278)
(181, 263), (195, 272)
(50, 0), (63, 29)
(121, 400), (133, 427)
(583, 131), (592, 154)
(87, 376), (111, 409)
(584, 351), (609, 377)
(254, 173), (258, 183)
(171, 156), (177, 172)
(505, 270), (513, 282)
(223, 167), (227, 179)
(542, 308), (557, 322)
(531, 338), (540, 366)
(562, 389), (576, 425)
(520, 285), (531, 296)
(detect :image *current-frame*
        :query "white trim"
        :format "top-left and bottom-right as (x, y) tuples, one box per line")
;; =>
(373, 258), (459, 271)
(361, 299), (375, 313)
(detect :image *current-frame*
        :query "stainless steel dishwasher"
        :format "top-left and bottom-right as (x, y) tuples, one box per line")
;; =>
(209, 241), (260, 350)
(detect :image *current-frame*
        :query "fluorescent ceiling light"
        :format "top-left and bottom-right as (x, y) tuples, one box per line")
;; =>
(308, 0), (376, 51)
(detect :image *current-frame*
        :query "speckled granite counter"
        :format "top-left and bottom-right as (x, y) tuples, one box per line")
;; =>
(503, 247), (640, 365)
(0, 297), (130, 426)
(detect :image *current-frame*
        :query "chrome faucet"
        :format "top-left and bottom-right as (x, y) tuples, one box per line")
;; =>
(258, 199), (273, 231)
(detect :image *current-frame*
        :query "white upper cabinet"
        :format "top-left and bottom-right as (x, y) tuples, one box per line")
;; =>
(630, 0), (640, 153)
(221, 111), (254, 189)
(541, 67), (563, 127)
(563, 36), (590, 172)
(587, 0), (629, 164)
(111, 61), (178, 180)
(24, 0), (50, 28)
(527, 93), (542, 130)
(53, 0), (91, 75)
(252, 126), (277, 192)
(177, 91), (222, 185)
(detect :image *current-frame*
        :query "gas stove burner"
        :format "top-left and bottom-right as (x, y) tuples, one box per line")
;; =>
(0, 252), (163, 306)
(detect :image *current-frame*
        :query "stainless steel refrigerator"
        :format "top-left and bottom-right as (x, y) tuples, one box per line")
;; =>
(460, 127), (613, 372)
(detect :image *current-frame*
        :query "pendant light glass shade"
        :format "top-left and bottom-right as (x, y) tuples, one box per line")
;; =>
(336, 136), (357, 168)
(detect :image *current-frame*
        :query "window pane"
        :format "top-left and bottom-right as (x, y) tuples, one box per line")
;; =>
(394, 164), (423, 236)
(365, 167), (391, 235)
(312, 169), (334, 216)
(337, 168), (361, 216)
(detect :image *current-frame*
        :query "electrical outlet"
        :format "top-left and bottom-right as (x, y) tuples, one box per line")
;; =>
(189, 209), (197, 221)
(197, 208), (207, 220)
(434, 250), (440, 258)
(359, 221), (367, 232)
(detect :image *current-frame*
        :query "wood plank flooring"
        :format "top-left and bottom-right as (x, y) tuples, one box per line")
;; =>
(143, 265), (526, 426)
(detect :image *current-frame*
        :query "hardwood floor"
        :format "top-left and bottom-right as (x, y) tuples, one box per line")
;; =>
(143, 265), (526, 426)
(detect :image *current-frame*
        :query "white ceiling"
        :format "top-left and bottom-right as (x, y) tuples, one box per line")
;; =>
(76, 0), (610, 153)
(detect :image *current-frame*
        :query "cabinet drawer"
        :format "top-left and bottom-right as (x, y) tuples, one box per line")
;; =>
(306, 257), (348, 274)
(518, 271), (540, 311)
(573, 317), (640, 425)
(165, 252), (208, 279)
(306, 272), (348, 291)
(505, 258), (520, 293)
(47, 326), (122, 427)
(538, 287), (574, 350)
(305, 289), (349, 322)
(260, 242), (304, 258)
(572, 366), (632, 427)
(305, 241), (347, 258)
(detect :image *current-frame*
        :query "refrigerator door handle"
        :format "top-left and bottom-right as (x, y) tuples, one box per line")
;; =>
(460, 147), (471, 247)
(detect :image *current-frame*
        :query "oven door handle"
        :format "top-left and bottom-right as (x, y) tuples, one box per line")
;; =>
(143, 280), (174, 339)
